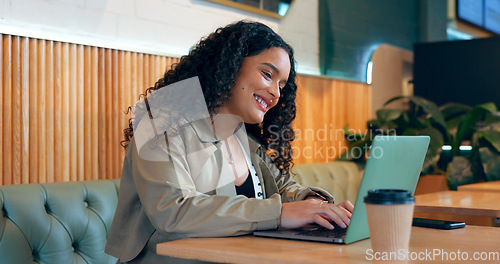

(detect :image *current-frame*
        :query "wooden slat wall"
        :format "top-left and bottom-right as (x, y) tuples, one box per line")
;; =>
(293, 75), (371, 164)
(0, 33), (371, 185)
(0, 34), (178, 185)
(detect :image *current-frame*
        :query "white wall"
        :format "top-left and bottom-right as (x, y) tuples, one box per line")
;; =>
(0, 0), (320, 74)
(279, 0), (319, 75)
(371, 44), (414, 118)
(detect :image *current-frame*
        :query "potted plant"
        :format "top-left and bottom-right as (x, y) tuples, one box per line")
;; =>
(441, 102), (500, 189)
(339, 96), (500, 190)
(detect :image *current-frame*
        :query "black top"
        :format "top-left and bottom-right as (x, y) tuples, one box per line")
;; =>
(235, 171), (255, 198)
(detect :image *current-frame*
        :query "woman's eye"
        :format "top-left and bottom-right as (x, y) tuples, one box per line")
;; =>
(261, 71), (272, 79)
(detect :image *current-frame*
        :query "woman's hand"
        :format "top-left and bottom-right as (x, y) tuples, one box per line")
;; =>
(280, 199), (354, 230)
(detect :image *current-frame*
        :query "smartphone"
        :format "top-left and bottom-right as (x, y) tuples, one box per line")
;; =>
(412, 218), (465, 230)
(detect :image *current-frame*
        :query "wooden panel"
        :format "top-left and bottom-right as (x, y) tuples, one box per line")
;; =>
(3, 36), (13, 185)
(12, 36), (21, 184)
(97, 48), (106, 180)
(293, 75), (371, 164)
(46, 41), (55, 183)
(0, 34), (3, 185)
(0, 33), (370, 185)
(77, 45), (84, 181)
(21, 37), (30, 184)
(110, 50), (117, 181)
(54, 41), (62, 183)
(91, 47), (99, 180)
(61, 42), (70, 182)
(84, 46), (92, 181)
(29, 39), (38, 184)
(38, 40), (47, 183)
(69, 43), (77, 182)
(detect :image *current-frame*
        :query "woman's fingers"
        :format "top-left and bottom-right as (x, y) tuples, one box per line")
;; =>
(332, 204), (352, 219)
(339, 200), (354, 213)
(319, 204), (349, 228)
(313, 214), (335, 230)
(315, 200), (355, 228)
(280, 200), (356, 230)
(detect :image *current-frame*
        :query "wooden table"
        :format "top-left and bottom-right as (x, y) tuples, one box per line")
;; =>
(157, 226), (500, 263)
(414, 191), (500, 217)
(458, 181), (500, 193)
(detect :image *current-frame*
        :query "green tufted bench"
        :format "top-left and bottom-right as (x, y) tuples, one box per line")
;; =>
(292, 161), (364, 203)
(0, 161), (362, 264)
(0, 179), (120, 264)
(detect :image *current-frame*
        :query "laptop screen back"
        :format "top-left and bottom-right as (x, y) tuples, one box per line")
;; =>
(344, 135), (430, 244)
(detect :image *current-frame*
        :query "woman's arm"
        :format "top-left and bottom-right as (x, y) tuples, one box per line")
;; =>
(258, 150), (354, 230)
(130, 137), (281, 238)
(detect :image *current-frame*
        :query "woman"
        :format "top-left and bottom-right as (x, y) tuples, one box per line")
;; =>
(106, 21), (353, 263)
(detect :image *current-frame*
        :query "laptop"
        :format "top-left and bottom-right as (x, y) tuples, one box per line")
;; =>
(254, 135), (430, 244)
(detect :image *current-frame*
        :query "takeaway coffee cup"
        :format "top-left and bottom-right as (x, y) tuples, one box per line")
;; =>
(364, 189), (415, 254)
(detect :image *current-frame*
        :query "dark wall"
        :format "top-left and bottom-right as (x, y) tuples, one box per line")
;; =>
(319, 0), (447, 82)
(414, 37), (500, 107)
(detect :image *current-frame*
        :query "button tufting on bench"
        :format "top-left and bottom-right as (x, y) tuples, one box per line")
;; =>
(2, 206), (7, 218)
(0, 179), (121, 264)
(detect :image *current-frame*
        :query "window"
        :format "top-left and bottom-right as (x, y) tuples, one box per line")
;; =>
(206, 0), (293, 19)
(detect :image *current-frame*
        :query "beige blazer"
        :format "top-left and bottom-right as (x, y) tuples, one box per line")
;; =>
(105, 119), (333, 263)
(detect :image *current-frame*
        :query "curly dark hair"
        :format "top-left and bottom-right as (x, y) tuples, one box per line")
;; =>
(122, 20), (297, 175)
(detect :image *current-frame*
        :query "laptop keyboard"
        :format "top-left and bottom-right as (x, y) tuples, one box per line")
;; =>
(295, 225), (347, 238)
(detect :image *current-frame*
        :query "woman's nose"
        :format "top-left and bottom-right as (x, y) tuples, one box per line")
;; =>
(268, 82), (281, 99)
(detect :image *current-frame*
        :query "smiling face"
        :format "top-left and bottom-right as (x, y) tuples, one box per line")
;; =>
(218, 47), (291, 124)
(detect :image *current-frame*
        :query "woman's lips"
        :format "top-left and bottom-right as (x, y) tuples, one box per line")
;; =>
(254, 95), (268, 112)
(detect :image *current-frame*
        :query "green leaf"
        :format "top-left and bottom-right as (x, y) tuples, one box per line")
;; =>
(407, 96), (447, 130)
(439, 103), (471, 120)
(483, 113), (500, 128)
(446, 156), (477, 190)
(477, 102), (498, 113)
(478, 147), (500, 181)
(403, 127), (444, 173)
(445, 115), (465, 141)
(376, 109), (403, 125)
(421, 127), (445, 155)
(383, 96), (406, 106)
(453, 106), (492, 156)
(404, 114), (425, 129)
(401, 128), (418, 135)
(478, 130), (500, 153)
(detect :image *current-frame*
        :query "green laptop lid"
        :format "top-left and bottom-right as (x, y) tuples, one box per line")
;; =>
(344, 135), (430, 244)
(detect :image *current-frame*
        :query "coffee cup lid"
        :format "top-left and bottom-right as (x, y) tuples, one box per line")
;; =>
(364, 189), (415, 204)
